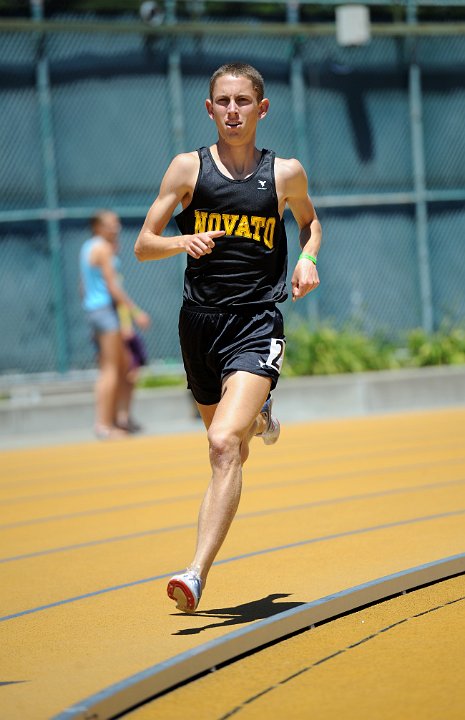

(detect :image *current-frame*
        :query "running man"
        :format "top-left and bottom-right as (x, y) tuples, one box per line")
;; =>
(135, 62), (321, 612)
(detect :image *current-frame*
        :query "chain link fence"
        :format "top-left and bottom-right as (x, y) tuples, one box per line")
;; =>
(1, 14), (465, 375)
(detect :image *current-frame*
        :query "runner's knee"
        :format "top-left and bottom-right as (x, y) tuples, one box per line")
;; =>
(207, 427), (242, 468)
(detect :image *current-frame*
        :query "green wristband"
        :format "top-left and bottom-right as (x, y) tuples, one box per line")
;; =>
(299, 252), (317, 265)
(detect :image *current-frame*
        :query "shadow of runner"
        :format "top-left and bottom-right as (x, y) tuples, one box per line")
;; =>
(172, 593), (305, 635)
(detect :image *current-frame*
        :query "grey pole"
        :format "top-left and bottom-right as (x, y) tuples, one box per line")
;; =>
(168, 49), (185, 158)
(31, 0), (68, 372)
(290, 41), (319, 324)
(407, 0), (433, 333)
(165, 4), (187, 290)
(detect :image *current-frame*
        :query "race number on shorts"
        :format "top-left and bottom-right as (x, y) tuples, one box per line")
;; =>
(265, 338), (286, 373)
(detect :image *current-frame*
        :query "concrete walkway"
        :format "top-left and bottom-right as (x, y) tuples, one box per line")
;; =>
(1, 365), (465, 449)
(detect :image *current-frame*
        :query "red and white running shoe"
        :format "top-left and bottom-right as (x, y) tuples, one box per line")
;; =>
(167, 570), (202, 614)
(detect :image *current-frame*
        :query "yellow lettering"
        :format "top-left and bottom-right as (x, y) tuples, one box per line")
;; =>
(207, 213), (221, 231)
(194, 210), (207, 234)
(196, 210), (275, 247)
(235, 214), (252, 239)
(263, 217), (276, 249)
(250, 216), (266, 241)
(222, 214), (239, 235)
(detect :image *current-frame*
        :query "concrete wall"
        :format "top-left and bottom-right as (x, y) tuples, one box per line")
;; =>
(1, 365), (464, 449)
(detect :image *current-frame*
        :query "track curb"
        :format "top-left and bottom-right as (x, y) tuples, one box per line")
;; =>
(53, 552), (465, 720)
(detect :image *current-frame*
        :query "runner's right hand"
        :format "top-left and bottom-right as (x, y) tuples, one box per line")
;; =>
(184, 230), (225, 259)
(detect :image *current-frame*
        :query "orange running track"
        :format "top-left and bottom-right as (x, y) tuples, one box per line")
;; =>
(1, 407), (464, 719)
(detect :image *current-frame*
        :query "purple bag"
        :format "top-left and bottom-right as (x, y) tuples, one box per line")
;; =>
(126, 333), (147, 368)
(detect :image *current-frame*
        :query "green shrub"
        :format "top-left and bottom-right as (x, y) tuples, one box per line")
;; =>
(406, 327), (465, 367)
(136, 325), (465, 385)
(284, 322), (465, 376)
(137, 374), (184, 389)
(284, 323), (400, 376)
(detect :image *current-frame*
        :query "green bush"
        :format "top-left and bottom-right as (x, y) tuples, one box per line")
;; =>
(137, 373), (184, 389)
(406, 327), (465, 367)
(284, 323), (400, 376)
(284, 322), (465, 376)
(135, 325), (465, 386)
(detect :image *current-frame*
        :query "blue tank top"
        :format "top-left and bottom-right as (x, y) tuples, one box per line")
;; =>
(175, 147), (288, 308)
(79, 237), (117, 311)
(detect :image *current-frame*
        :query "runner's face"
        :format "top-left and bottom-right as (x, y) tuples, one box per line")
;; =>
(207, 75), (267, 143)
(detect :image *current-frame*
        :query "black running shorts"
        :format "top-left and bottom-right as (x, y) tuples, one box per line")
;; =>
(179, 304), (286, 405)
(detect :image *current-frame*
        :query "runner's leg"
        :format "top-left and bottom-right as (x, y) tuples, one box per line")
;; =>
(190, 371), (271, 586)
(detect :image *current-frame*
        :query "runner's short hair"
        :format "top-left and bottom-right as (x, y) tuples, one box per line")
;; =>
(209, 62), (265, 102)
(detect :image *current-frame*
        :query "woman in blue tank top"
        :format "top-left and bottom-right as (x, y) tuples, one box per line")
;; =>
(80, 210), (150, 438)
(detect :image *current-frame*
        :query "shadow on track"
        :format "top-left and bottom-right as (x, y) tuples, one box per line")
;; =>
(171, 593), (305, 635)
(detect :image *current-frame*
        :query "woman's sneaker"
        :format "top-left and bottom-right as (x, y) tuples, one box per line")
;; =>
(257, 396), (280, 445)
(167, 570), (202, 613)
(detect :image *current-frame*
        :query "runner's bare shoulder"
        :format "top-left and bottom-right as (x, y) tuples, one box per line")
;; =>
(275, 156), (307, 182)
(167, 151), (200, 192)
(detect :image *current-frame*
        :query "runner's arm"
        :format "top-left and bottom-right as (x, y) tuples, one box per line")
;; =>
(284, 160), (322, 301)
(134, 154), (224, 262)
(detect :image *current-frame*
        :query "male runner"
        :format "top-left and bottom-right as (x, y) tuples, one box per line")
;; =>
(135, 62), (321, 612)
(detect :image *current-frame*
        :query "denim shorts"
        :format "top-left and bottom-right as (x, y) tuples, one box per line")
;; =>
(86, 305), (120, 336)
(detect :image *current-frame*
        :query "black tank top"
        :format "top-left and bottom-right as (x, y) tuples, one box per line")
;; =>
(175, 146), (288, 308)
